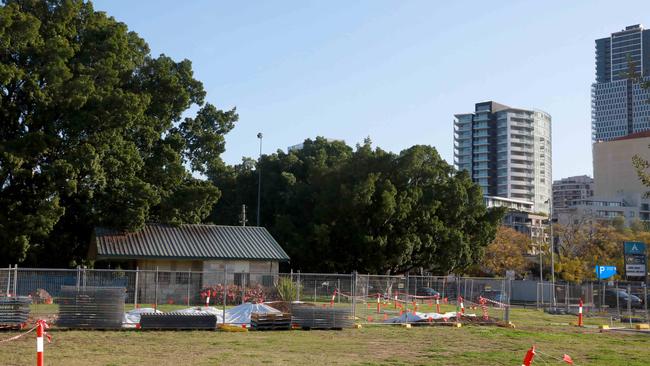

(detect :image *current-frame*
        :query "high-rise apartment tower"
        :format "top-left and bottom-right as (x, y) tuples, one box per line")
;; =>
(592, 24), (650, 141)
(454, 101), (552, 215)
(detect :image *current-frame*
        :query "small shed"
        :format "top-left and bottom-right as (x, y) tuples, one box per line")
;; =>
(89, 223), (290, 292)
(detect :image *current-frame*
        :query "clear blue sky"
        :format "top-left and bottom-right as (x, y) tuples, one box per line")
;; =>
(94, 0), (650, 180)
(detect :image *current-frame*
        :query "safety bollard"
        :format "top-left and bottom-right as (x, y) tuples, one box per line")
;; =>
(522, 345), (536, 366)
(577, 298), (583, 327)
(459, 296), (465, 314)
(36, 322), (44, 366)
(330, 289), (337, 308)
(435, 295), (440, 314)
(36, 320), (50, 366)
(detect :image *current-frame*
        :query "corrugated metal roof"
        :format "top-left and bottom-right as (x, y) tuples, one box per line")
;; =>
(94, 224), (290, 262)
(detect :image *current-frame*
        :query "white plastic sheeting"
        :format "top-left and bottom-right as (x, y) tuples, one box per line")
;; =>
(123, 308), (163, 327)
(383, 311), (476, 323)
(122, 303), (281, 328)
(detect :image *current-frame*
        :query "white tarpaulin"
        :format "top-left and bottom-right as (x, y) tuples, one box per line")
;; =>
(123, 308), (163, 327)
(122, 303), (281, 328)
(383, 311), (476, 323)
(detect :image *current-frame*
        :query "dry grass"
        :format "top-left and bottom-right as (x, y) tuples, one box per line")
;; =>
(2, 308), (650, 365)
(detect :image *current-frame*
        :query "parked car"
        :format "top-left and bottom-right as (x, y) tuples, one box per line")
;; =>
(415, 287), (440, 298)
(603, 289), (642, 309)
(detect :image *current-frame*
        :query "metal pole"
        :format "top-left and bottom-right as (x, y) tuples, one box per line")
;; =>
(627, 283), (632, 327)
(352, 271), (357, 322)
(643, 283), (648, 324)
(76, 266), (80, 290)
(550, 208), (556, 307)
(337, 278), (341, 304)
(256, 132), (263, 227)
(539, 241), (543, 282)
(222, 267), (227, 325)
(134, 267), (139, 309)
(297, 270), (301, 302)
(82, 265), (87, 289)
(187, 269), (191, 307)
(13, 264), (17, 296)
(155, 267), (159, 310)
(6, 265), (11, 296)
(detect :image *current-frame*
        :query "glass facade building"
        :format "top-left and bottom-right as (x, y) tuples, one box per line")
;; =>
(592, 24), (650, 141)
(454, 101), (552, 215)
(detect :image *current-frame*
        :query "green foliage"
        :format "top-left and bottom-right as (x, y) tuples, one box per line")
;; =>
(275, 277), (300, 302)
(211, 138), (504, 274)
(0, 0), (236, 266)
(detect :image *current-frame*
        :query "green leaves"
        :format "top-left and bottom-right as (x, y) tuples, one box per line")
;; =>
(0, 0), (236, 266)
(212, 138), (503, 275)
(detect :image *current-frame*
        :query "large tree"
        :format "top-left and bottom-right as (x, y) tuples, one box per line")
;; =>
(480, 226), (531, 278)
(0, 0), (237, 266)
(211, 138), (504, 274)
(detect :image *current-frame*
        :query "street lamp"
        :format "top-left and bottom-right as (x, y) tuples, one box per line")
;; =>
(257, 132), (263, 227)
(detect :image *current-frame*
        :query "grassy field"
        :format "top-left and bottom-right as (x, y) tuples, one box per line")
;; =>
(3, 308), (650, 365)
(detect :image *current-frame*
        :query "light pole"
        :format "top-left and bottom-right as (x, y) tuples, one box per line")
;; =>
(256, 132), (263, 227)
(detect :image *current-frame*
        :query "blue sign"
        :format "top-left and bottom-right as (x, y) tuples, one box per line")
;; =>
(624, 242), (646, 255)
(595, 266), (617, 280)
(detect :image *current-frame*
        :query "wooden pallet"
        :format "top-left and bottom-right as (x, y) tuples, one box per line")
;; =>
(250, 312), (291, 331)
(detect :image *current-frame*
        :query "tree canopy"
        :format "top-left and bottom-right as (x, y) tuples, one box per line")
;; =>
(211, 138), (504, 274)
(0, 0), (237, 266)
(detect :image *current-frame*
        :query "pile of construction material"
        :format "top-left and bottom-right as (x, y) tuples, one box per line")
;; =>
(250, 312), (291, 330)
(57, 286), (125, 329)
(291, 304), (354, 330)
(0, 296), (31, 329)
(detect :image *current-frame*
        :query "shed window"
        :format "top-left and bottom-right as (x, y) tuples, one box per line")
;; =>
(234, 273), (250, 287)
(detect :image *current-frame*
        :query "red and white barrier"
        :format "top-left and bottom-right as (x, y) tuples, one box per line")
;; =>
(577, 298), (583, 327)
(458, 296), (464, 314)
(330, 289), (337, 308)
(435, 295), (440, 314)
(36, 320), (51, 366)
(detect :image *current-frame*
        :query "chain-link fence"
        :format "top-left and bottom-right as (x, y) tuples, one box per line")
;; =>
(1, 266), (648, 327)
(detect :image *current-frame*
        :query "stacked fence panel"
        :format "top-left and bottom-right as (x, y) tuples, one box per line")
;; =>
(0, 296), (31, 328)
(56, 286), (125, 329)
(291, 304), (353, 329)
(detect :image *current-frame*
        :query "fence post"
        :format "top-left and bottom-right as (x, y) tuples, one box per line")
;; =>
(296, 270), (301, 302)
(643, 282), (648, 324)
(565, 284), (569, 312)
(154, 266), (159, 311)
(406, 272), (410, 302)
(337, 278), (341, 304)
(82, 265), (87, 289)
(187, 269), (191, 307)
(5, 265), (10, 296)
(615, 281), (620, 318)
(134, 267), (139, 309)
(627, 283), (632, 327)
(504, 278), (511, 324)
(13, 264), (18, 296)
(222, 267), (227, 325)
(351, 271), (357, 322)
(75, 266), (80, 290)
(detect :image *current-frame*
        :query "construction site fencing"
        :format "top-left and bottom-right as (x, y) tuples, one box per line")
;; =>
(2, 266), (647, 326)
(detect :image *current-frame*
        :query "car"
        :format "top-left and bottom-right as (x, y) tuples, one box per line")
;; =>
(602, 289), (643, 309)
(415, 287), (440, 298)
